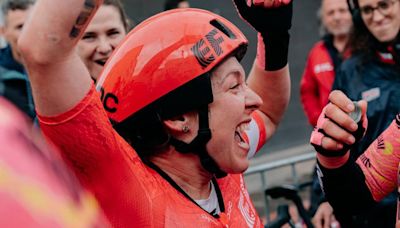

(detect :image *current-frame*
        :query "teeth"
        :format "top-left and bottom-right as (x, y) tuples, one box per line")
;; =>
(236, 122), (250, 134)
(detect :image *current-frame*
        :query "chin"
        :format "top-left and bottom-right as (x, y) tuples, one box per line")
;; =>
(227, 163), (249, 174)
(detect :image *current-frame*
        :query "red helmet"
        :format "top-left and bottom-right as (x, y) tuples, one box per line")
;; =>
(96, 8), (248, 123)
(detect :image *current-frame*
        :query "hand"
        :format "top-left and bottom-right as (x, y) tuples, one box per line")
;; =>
(312, 202), (339, 228)
(232, 0), (292, 33)
(232, 0), (293, 70)
(310, 90), (368, 157)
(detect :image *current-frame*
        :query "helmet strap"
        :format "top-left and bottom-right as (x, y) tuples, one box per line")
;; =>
(170, 105), (227, 178)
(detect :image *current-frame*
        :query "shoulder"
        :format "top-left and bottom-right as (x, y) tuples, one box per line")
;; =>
(308, 41), (329, 56)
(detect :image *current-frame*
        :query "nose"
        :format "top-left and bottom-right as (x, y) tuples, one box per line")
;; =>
(371, 8), (386, 22)
(245, 86), (263, 113)
(96, 38), (114, 55)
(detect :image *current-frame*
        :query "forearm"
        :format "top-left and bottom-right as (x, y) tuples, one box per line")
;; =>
(355, 115), (400, 201)
(19, 0), (102, 64)
(247, 60), (290, 137)
(317, 158), (377, 216)
(19, 0), (103, 116)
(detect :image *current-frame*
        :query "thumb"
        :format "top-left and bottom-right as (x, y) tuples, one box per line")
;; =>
(357, 100), (368, 135)
(358, 100), (368, 116)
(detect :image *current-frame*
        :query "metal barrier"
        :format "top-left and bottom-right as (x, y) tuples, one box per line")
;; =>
(244, 152), (316, 222)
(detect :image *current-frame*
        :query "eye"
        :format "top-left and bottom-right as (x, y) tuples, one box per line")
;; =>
(230, 84), (240, 90)
(16, 23), (24, 30)
(378, 1), (390, 10)
(360, 6), (373, 15)
(82, 33), (96, 42)
(107, 29), (121, 38)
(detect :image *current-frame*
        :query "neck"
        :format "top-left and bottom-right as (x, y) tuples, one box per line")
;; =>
(333, 34), (349, 53)
(150, 149), (213, 200)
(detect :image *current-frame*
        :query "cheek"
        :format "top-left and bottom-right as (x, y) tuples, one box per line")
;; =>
(77, 43), (95, 59)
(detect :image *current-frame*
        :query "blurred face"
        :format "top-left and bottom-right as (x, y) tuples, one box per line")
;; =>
(321, 0), (352, 37)
(77, 5), (127, 81)
(359, 0), (400, 42)
(1, 7), (32, 64)
(205, 57), (262, 174)
(177, 1), (190, 8)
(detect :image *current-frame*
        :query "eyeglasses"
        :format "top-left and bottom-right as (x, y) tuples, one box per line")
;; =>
(359, 0), (398, 20)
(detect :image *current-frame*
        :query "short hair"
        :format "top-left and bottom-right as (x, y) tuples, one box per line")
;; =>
(103, 0), (133, 31)
(164, 0), (188, 11)
(0, 0), (35, 25)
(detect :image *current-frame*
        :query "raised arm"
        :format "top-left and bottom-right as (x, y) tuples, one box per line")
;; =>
(18, 0), (102, 116)
(233, 0), (292, 140)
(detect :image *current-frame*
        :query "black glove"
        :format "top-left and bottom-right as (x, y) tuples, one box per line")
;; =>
(311, 117), (366, 157)
(232, 0), (293, 70)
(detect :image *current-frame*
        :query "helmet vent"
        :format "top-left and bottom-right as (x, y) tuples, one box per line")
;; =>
(210, 19), (237, 40)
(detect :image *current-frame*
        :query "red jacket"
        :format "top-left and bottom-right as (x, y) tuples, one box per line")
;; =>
(300, 40), (336, 126)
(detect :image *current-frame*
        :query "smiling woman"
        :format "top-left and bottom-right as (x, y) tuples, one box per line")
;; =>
(314, 0), (400, 227)
(18, 0), (292, 226)
(77, 0), (129, 81)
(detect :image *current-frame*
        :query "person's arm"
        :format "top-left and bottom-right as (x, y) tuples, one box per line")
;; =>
(310, 90), (400, 215)
(18, 0), (102, 116)
(233, 0), (292, 141)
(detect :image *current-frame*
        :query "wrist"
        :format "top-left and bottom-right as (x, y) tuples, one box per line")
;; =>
(257, 31), (290, 71)
(317, 151), (350, 169)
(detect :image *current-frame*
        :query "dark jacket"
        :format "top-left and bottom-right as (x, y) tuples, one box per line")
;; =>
(0, 45), (35, 119)
(331, 52), (400, 228)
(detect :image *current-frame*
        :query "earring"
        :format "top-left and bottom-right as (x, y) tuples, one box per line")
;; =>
(182, 125), (189, 133)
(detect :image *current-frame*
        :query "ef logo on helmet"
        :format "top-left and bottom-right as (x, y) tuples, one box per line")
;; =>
(191, 29), (225, 68)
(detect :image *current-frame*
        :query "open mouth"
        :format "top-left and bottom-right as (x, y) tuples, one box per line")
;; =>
(95, 59), (107, 66)
(234, 122), (250, 149)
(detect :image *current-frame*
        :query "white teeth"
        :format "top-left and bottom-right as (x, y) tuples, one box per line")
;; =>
(236, 122), (250, 134)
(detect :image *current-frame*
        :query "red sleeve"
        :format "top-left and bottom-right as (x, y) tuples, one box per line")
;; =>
(356, 115), (400, 201)
(300, 45), (325, 126)
(37, 85), (155, 227)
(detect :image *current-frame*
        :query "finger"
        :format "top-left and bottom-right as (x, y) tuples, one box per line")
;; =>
(325, 102), (358, 132)
(247, 0), (252, 7)
(330, 216), (340, 228)
(329, 90), (354, 113)
(252, 0), (264, 6)
(323, 213), (330, 228)
(358, 100), (368, 116)
(321, 136), (344, 151)
(281, 0), (292, 4)
(323, 119), (355, 145)
(271, 0), (292, 7)
(312, 214), (323, 228)
(263, 0), (274, 8)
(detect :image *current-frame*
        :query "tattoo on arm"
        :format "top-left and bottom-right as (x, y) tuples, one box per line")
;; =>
(69, 0), (97, 38)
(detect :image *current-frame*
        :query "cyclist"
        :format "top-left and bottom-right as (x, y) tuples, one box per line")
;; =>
(320, 0), (400, 226)
(310, 90), (400, 227)
(19, 0), (292, 226)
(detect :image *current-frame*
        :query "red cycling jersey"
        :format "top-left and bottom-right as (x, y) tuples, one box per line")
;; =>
(356, 114), (400, 202)
(38, 85), (267, 227)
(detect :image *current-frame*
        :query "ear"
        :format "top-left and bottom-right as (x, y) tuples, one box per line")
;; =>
(163, 114), (188, 134)
(163, 111), (197, 135)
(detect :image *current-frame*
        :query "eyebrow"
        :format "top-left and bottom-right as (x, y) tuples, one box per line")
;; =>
(219, 69), (242, 85)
